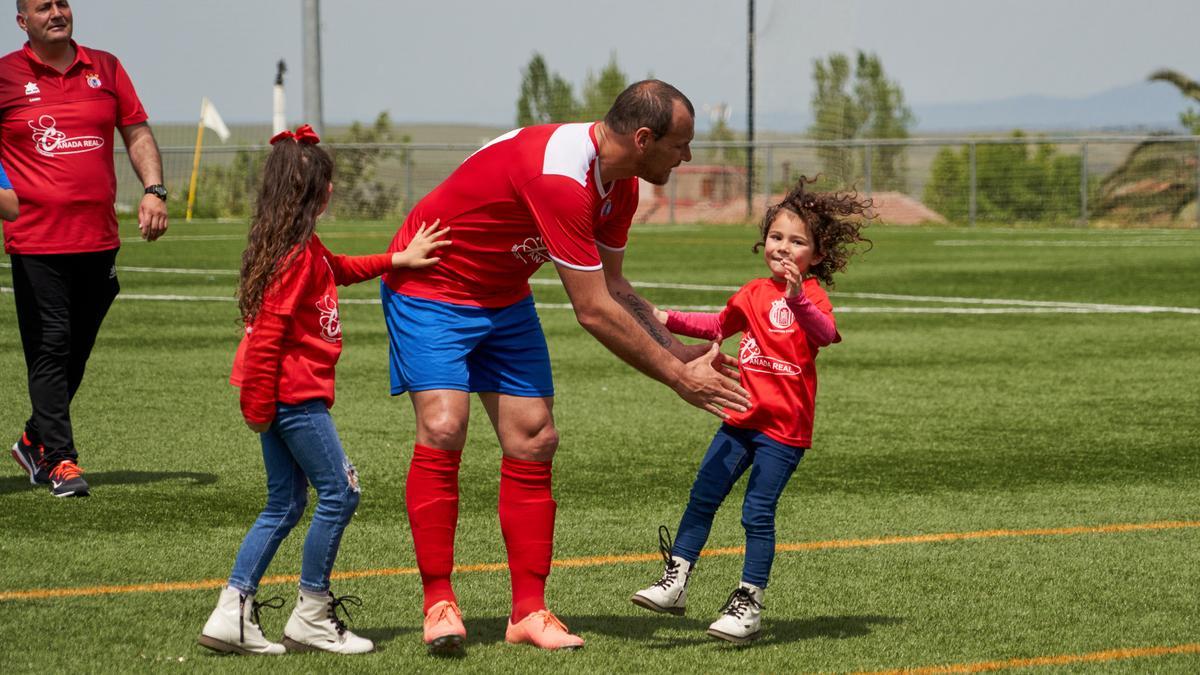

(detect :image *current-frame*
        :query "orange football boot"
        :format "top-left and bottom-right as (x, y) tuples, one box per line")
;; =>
(423, 600), (466, 656)
(504, 609), (584, 650)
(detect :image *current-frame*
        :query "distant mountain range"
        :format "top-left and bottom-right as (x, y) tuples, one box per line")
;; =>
(749, 81), (1196, 134)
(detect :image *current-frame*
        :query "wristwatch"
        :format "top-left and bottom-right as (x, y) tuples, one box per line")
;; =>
(144, 184), (168, 201)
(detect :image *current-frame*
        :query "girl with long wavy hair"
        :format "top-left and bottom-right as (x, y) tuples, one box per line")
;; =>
(199, 125), (448, 656)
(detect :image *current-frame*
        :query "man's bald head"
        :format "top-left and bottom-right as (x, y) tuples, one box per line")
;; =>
(604, 79), (694, 140)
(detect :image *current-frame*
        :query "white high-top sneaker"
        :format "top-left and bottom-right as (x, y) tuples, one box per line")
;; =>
(706, 582), (764, 644)
(198, 586), (286, 655)
(630, 526), (692, 616)
(281, 589), (375, 654)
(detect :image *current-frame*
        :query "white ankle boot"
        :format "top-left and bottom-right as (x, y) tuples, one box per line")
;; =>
(706, 582), (764, 644)
(282, 589), (375, 654)
(198, 586), (286, 655)
(630, 526), (692, 615)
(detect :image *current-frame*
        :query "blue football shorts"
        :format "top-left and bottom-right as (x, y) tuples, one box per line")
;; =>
(380, 284), (554, 398)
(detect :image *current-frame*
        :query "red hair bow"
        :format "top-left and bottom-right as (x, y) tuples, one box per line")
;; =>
(270, 124), (320, 145)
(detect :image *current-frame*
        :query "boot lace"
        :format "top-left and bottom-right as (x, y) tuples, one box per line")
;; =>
(428, 600), (461, 625)
(237, 594), (284, 644)
(327, 594), (363, 636)
(719, 587), (762, 619)
(535, 610), (570, 633)
(49, 460), (83, 482)
(651, 525), (681, 590)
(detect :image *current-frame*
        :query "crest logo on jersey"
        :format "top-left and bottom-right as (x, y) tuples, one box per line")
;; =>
(600, 199), (613, 217)
(768, 298), (795, 330)
(85, 72), (102, 88)
(738, 334), (801, 376)
(316, 295), (341, 343)
(27, 115), (104, 157)
(511, 236), (551, 264)
(24, 81), (39, 95)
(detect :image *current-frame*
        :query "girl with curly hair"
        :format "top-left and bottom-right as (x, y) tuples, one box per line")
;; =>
(630, 177), (871, 644)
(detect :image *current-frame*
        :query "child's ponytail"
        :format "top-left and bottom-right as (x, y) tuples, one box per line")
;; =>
(237, 126), (334, 323)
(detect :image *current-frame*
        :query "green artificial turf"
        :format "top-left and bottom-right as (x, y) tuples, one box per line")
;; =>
(1, 221), (1197, 673)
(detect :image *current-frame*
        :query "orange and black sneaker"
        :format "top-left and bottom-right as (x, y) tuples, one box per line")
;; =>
(48, 459), (89, 498)
(11, 432), (50, 485)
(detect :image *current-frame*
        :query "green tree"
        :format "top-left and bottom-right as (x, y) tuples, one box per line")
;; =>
(809, 51), (913, 190)
(578, 53), (628, 122)
(809, 53), (862, 187)
(191, 149), (265, 219)
(1148, 69), (1200, 133)
(922, 131), (1083, 223)
(516, 53), (578, 126)
(329, 111), (410, 219)
(854, 52), (914, 191)
(706, 110), (745, 166)
(924, 147), (968, 220)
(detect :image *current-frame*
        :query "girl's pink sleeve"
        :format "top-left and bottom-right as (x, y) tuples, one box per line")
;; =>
(327, 253), (393, 286)
(665, 311), (724, 340)
(786, 291), (840, 347)
(238, 311), (289, 425)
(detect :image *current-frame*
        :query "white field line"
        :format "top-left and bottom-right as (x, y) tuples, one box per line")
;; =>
(935, 238), (1196, 247)
(3, 285), (1197, 315)
(117, 230), (397, 244)
(3, 264), (1197, 315)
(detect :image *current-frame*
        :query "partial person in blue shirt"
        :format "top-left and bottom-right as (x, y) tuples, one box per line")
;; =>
(0, 161), (17, 221)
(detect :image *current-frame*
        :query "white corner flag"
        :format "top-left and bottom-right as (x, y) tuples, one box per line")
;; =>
(187, 97), (231, 221)
(200, 97), (230, 142)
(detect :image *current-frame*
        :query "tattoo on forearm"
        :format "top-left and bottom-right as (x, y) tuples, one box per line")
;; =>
(615, 291), (671, 347)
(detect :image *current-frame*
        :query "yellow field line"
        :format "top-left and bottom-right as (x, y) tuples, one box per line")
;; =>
(1, 519), (1196, 602)
(857, 642), (1200, 674)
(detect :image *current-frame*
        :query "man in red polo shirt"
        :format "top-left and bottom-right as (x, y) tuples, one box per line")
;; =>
(1, 0), (168, 497)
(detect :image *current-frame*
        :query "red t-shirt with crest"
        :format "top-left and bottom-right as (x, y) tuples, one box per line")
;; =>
(231, 235), (392, 424)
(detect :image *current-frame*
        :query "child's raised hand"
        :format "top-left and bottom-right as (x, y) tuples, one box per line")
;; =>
(392, 219), (451, 269)
(780, 258), (802, 297)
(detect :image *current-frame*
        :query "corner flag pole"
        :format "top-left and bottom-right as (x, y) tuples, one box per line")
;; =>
(185, 107), (205, 222)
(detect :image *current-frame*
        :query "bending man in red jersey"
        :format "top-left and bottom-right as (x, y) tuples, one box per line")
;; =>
(381, 80), (750, 654)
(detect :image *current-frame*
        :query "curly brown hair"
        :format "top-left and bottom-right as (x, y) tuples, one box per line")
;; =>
(236, 140), (334, 324)
(753, 176), (873, 286)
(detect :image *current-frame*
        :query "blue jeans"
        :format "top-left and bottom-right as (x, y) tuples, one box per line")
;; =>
(672, 424), (805, 589)
(228, 400), (361, 594)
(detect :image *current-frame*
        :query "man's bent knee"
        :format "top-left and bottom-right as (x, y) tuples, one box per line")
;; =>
(504, 424), (558, 462)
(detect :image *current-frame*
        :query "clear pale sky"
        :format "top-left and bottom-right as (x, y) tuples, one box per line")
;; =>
(27, 0), (1200, 128)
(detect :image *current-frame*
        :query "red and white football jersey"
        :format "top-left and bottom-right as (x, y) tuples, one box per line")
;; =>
(384, 123), (639, 307)
(231, 235), (392, 424)
(716, 277), (837, 448)
(0, 42), (147, 254)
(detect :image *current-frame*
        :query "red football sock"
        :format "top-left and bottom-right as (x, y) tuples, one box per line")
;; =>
(499, 455), (556, 622)
(406, 444), (462, 613)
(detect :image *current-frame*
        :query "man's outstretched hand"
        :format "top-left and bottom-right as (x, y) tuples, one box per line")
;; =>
(673, 342), (750, 419)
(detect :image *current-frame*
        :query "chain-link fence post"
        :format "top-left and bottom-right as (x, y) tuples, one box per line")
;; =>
(1080, 141), (1089, 226)
(763, 145), (774, 212)
(404, 148), (414, 210)
(864, 142), (873, 199)
(669, 174), (677, 225)
(968, 141), (977, 227)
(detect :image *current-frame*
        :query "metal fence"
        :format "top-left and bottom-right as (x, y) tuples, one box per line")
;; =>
(126, 134), (1200, 227)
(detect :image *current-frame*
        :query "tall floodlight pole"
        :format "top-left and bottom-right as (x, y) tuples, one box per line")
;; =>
(746, 0), (755, 217)
(302, 0), (324, 135)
